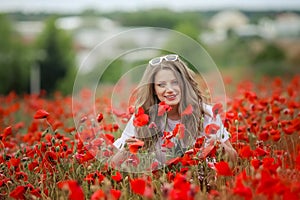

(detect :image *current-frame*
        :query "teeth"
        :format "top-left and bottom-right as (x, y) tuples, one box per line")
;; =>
(165, 95), (176, 98)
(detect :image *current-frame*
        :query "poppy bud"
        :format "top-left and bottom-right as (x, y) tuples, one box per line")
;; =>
(23, 162), (28, 169)
(234, 119), (239, 125)
(80, 116), (88, 123)
(15, 150), (21, 158)
(97, 113), (104, 123)
(51, 137), (56, 145)
(238, 112), (243, 118)
(42, 129), (48, 137)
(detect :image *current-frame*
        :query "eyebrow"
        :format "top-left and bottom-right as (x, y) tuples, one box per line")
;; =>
(155, 78), (177, 83)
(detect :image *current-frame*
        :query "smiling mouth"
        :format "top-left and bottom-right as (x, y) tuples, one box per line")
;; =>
(165, 94), (177, 101)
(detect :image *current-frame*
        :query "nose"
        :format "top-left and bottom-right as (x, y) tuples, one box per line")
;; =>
(165, 83), (175, 93)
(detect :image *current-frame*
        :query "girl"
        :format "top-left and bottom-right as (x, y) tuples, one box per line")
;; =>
(111, 54), (237, 169)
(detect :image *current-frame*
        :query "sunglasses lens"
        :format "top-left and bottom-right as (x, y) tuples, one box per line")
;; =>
(149, 55), (178, 66)
(149, 57), (162, 65)
(165, 54), (178, 61)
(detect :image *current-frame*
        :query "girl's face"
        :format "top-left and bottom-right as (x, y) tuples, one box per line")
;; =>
(154, 69), (181, 107)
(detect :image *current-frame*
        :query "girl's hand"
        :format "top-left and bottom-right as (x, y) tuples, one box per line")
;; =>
(125, 137), (138, 145)
(124, 137), (142, 148)
(220, 140), (238, 162)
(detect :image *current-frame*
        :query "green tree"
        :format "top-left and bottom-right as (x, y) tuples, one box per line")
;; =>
(35, 16), (76, 94)
(174, 21), (200, 41)
(0, 14), (31, 94)
(252, 42), (287, 76)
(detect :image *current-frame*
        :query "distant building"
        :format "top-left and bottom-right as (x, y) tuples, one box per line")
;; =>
(14, 21), (44, 44)
(259, 12), (300, 39)
(209, 10), (249, 31)
(15, 16), (171, 73)
(200, 10), (300, 44)
(201, 10), (250, 44)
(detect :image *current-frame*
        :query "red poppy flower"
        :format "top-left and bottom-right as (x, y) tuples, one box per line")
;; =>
(91, 189), (105, 200)
(254, 147), (269, 157)
(258, 130), (269, 141)
(256, 169), (280, 197)
(128, 139), (144, 154)
(30, 188), (42, 198)
(166, 157), (180, 166)
(194, 137), (205, 148)
(57, 180), (84, 200)
(84, 171), (105, 185)
(244, 91), (257, 102)
(10, 185), (26, 199)
(15, 172), (28, 182)
(251, 158), (261, 170)
(173, 173), (190, 191)
(214, 161), (233, 176)
(226, 111), (237, 120)
(173, 123), (185, 139)
(162, 139), (175, 148)
(104, 133), (115, 143)
(130, 178), (146, 195)
(233, 175), (252, 200)
(34, 109), (49, 119)
(265, 115), (274, 122)
(181, 104), (193, 116)
(283, 126), (295, 135)
(209, 190), (220, 198)
(158, 101), (172, 116)
(2, 126), (12, 140)
(270, 129), (281, 142)
(133, 107), (149, 127)
(9, 157), (21, 168)
(44, 151), (58, 165)
(111, 171), (123, 182)
(110, 189), (121, 200)
(184, 148), (198, 156)
(205, 124), (220, 135)
(163, 131), (173, 140)
(239, 145), (253, 159)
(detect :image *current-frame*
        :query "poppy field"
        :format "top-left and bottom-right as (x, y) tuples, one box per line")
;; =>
(1, 75), (300, 200)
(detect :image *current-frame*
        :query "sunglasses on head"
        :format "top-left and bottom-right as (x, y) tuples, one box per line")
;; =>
(149, 54), (179, 66)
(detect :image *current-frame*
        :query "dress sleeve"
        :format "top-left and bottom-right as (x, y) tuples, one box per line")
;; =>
(113, 116), (136, 149)
(203, 104), (230, 143)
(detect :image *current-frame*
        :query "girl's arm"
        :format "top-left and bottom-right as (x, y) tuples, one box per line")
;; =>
(203, 103), (238, 162)
(110, 116), (136, 167)
(221, 139), (238, 162)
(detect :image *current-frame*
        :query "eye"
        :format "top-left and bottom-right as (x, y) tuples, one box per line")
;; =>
(171, 80), (179, 85)
(157, 83), (166, 87)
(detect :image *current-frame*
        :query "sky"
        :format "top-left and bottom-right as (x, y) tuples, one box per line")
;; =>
(0, 0), (300, 13)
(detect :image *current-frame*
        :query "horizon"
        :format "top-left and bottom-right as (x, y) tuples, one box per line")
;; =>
(1, 0), (300, 14)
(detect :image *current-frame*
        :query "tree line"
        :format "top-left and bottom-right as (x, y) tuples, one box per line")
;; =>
(1, 9), (298, 95)
(0, 14), (75, 95)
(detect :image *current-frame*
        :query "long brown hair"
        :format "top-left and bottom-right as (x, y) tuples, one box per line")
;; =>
(132, 56), (207, 149)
